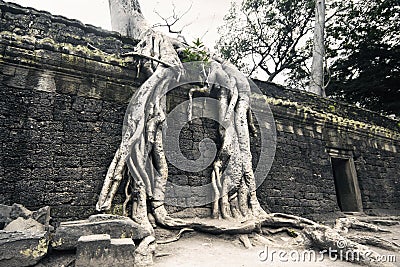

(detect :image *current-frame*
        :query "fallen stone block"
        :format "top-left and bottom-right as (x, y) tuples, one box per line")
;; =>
(4, 217), (45, 233)
(33, 250), (76, 267)
(0, 204), (51, 230)
(0, 231), (49, 267)
(75, 234), (111, 267)
(52, 214), (152, 250)
(110, 238), (136, 265)
(75, 234), (135, 267)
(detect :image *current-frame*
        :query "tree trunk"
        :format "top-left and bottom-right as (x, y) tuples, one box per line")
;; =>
(309, 0), (326, 96)
(108, 0), (149, 39)
(95, 2), (394, 266)
(99, 0), (268, 225)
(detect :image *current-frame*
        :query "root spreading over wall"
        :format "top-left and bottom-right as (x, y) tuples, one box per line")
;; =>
(96, 1), (397, 266)
(97, 0), (267, 233)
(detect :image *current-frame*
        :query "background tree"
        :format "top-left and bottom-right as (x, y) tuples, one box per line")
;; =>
(309, 0), (326, 96)
(218, 0), (400, 115)
(216, 0), (315, 82)
(325, 0), (400, 115)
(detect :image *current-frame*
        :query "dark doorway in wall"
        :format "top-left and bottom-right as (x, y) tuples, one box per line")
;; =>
(331, 157), (363, 212)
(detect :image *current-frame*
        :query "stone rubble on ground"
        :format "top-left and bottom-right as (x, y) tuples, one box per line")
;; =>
(0, 204), (50, 267)
(0, 204), (158, 266)
(52, 214), (152, 250)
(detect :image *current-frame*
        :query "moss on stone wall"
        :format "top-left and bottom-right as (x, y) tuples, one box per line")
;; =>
(255, 94), (400, 142)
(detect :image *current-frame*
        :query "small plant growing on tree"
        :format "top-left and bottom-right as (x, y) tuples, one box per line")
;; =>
(181, 38), (209, 62)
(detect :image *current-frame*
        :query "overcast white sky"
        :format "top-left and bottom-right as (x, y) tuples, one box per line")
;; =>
(5, 0), (237, 48)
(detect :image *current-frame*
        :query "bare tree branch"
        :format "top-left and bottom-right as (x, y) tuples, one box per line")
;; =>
(152, 1), (193, 36)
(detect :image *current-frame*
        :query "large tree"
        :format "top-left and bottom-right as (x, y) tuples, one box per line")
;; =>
(325, 0), (400, 115)
(95, 0), (394, 264)
(100, 0), (269, 232)
(216, 0), (315, 82)
(218, 0), (400, 115)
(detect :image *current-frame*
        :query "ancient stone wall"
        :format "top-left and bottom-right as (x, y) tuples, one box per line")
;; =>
(0, 1), (142, 221)
(255, 82), (399, 218)
(0, 1), (399, 222)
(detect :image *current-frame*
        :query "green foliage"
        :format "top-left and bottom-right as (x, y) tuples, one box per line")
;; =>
(216, 0), (315, 82)
(217, 0), (399, 115)
(181, 38), (209, 63)
(325, 0), (400, 115)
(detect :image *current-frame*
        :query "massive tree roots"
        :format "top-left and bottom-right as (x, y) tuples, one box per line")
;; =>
(96, 1), (398, 266)
(97, 1), (267, 232)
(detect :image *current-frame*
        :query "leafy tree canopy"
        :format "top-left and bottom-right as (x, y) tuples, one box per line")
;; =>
(325, 0), (400, 115)
(217, 0), (400, 115)
(216, 0), (315, 82)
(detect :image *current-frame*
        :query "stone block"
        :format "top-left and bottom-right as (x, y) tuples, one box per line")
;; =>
(75, 234), (111, 267)
(0, 204), (50, 230)
(0, 231), (48, 267)
(75, 234), (135, 267)
(173, 175), (189, 185)
(4, 217), (45, 233)
(186, 196), (207, 207)
(52, 214), (151, 250)
(109, 238), (136, 266)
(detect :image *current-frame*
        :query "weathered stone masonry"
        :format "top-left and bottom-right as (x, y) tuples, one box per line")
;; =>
(0, 1), (399, 222)
(0, 1), (143, 220)
(254, 82), (399, 217)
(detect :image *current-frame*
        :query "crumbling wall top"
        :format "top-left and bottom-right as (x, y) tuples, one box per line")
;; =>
(0, 0), (138, 54)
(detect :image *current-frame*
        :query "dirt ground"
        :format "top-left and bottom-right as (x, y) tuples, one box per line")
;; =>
(154, 224), (400, 267)
(34, 217), (400, 267)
